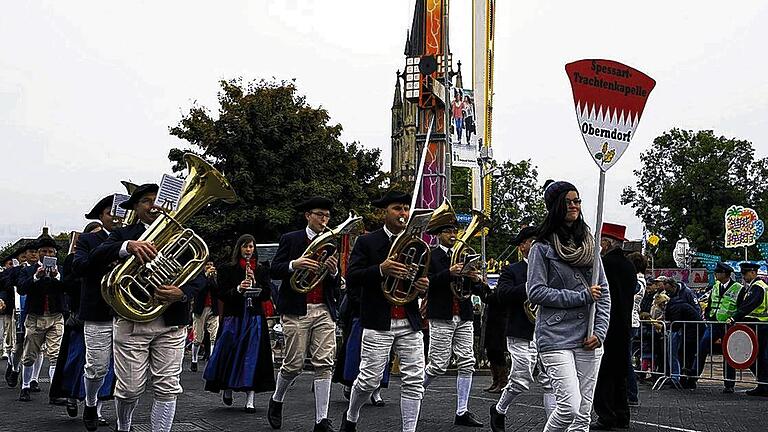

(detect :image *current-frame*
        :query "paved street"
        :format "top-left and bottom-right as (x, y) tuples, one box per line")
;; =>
(0, 356), (765, 432)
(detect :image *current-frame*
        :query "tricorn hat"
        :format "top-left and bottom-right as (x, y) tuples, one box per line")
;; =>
(294, 196), (334, 213)
(119, 183), (159, 210)
(85, 195), (115, 220)
(512, 226), (538, 246)
(34, 237), (58, 250)
(371, 190), (411, 209)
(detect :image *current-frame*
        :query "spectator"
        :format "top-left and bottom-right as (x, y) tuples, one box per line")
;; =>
(626, 252), (648, 405)
(661, 277), (702, 389)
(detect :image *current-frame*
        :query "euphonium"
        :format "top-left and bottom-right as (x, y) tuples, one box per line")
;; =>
(382, 206), (449, 306)
(102, 153), (237, 322)
(290, 212), (363, 294)
(449, 210), (486, 299)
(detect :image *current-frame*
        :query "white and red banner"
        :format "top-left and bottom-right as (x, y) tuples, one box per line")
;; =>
(565, 59), (656, 171)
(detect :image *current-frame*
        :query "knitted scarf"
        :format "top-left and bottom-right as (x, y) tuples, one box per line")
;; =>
(551, 229), (594, 267)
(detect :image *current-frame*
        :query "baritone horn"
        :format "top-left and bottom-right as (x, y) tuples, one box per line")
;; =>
(290, 212), (364, 294)
(102, 153), (238, 322)
(449, 210), (486, 299)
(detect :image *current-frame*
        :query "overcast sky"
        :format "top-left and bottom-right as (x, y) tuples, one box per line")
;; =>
(1, 1), (767, 247)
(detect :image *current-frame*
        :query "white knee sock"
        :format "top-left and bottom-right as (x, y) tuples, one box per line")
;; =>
(151, 399), (177, 432)
(401, 397), (422, 432)
(543, 392), (556, 419)
(423, 372), (435, 389)
(209, 342), (215, 357)
(245, 391), (255, 409)
(496, 388), (519, 415)
(84, 377), (105, 407)
(371, 386), (383, 403)
(22, 365), (33, 389)
(32, 356), (43, 381)
(314, 378), (331, 423)
(97, 400), (103, 418)
(48, 365), (56, 383)
(272, 372), (296, 402)
(346, 385), (372, 423)
(191, 344), (199, 363)
(115, 398), (138, 431)
(456, 374), (473, 416)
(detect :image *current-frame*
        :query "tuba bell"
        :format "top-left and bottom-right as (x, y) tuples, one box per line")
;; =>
(381, 208), (436, 306)
(449, 210), (486, 299)
(290, 212), (363, 294)
(102, 153), (237, 322)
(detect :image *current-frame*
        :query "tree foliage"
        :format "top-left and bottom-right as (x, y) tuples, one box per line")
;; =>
(168, 78), (388, 261)
(621, 129), (768, 265)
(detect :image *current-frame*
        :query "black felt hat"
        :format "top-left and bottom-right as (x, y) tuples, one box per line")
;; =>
(371, 190), (411, 209)
(85, 195), (115, 220)
(20, 241), (37, 253)
(739, 262), (761, 272)
(119, 183), (159, 210)
(714, 262), (733, 274)
(295, 196), (334, 213)
(35, 237), (58, 250)
(512, 226), (538, 246)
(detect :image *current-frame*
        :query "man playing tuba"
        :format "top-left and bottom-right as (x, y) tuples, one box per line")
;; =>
(89, 183), (207, 432)
(268, 196), (340, 432)
(340, 191), (429, 432)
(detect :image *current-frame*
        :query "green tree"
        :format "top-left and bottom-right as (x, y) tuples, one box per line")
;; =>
(621, 129), (768, 266)
(168, 78), (388, 261)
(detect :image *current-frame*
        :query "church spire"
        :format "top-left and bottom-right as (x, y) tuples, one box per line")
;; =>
(392, 71), (403, 108)
(455, 60), (463, 89)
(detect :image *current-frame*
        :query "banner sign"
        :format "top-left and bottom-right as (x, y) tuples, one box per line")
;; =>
(724, 205), (764, 248)
(565, 59), (656, 171)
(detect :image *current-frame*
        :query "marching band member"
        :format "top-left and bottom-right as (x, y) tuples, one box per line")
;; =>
(191, 260), (219, 372)
(268, 196), (341, 432)
(203, 234), (275, 411)
(17, 236), (67, 403)
(89, 184), (206, 432)
(422, 215), (484, 428)
(490, 226), (556, 432)
(3, 243), (37, 388)
(340, 191), (429, 432)
(73, 195), (121, 430)
(526, 181), (610, 432)
(0, 247), (24, 381)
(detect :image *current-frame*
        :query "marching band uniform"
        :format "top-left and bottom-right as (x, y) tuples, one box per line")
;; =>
(191, 268), (219, 372)
(0, 248), (22, 374)
(490, 226), (555, 432)
(204, 236), (275, 411)
(268, 197), (340, 432)
(17, 236), (66, 403)
(90, 184), (206, 432)
(422, 219), (484, 428)
(341, 191), (428, 432)
(2, 245), (33, 388)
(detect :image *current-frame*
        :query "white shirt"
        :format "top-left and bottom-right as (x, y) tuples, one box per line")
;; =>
(32, 260), (61, 282)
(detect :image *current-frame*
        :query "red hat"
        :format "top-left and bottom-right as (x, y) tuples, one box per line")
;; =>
(601, 222), (627, 242)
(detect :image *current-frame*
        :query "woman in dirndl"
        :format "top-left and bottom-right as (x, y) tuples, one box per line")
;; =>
(203, 234), (276, 412)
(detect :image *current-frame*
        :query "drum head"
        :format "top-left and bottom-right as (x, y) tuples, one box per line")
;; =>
(723, 324), (759, 369)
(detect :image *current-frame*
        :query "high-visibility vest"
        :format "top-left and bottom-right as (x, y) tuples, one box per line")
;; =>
(712, 280), (743, 322)
(745, 279), (768, 322)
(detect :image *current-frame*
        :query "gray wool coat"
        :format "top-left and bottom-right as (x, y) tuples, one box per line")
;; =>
(526, 241), (611, 352)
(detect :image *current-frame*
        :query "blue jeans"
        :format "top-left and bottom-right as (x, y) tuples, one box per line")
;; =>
(669, 330), (681, 382)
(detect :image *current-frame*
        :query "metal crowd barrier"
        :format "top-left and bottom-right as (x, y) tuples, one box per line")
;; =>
(634, 319), (768, 390)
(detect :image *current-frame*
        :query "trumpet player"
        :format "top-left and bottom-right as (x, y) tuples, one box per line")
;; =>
(422, 217), (485, 428)
(89, 183), (207, 432)
(489, 226), (555, 432)
(340, 191), (429, 432)
(268, 196), (340, 432)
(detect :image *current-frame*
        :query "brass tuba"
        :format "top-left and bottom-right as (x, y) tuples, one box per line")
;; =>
(102, 153), (237, 322)
(290, 212), (363, 293)
(449, 210), (486, 299)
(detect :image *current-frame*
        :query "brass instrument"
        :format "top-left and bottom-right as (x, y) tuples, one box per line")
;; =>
(290, 212), (363, 294)
(243, 259), (259, 309)
(121, 181), (139, 226)
(102, 153), (237, 322)
(382, 208), (436, 306)
(449, 210), (486, 299)
(523, 299), (538, 323)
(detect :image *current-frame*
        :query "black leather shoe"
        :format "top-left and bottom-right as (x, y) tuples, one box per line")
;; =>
(746, 387), (768, 397)
(222, 391), (233, 406)
(7, 369), (18, 388)
(590, 418), (614, 430)
(50, 397), (68, 406)
(18, 388), (31, 402)
(455, 411), (484, 427)
(30, 380), (41, 392)
(489, 405), (505, 432)
(244, 406), (257, 414)
(267, 397), (283, 429)
(190, 361), (198, 372)
(313, 418), (335, 432)
(343, 386), (351, 400)
(98, 417), (109, 427)
(617, 420), (630, 429)
(66, 399), (78, 417)
(83, 405), (99, 431)
(339, 412), (357, 432)
(4, 364), (12, 384)
(370, 395), (385, 407)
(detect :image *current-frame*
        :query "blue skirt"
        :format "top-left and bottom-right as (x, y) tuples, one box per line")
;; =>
(204, 310), (276, 393)
(50, 323), (116, 400)
(341, 318), (390, 387)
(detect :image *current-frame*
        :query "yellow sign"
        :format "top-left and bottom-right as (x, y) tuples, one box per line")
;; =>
(648, 234), (660, 247)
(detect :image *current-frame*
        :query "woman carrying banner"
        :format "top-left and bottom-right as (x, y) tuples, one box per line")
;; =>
(526, 181), (611, 432)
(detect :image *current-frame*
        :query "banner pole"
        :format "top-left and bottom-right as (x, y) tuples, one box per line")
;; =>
(587, 169), (606, 338)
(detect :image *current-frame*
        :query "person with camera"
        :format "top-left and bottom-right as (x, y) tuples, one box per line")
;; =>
(17, 236), (66, 403)
(203, 234), (275, 411)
